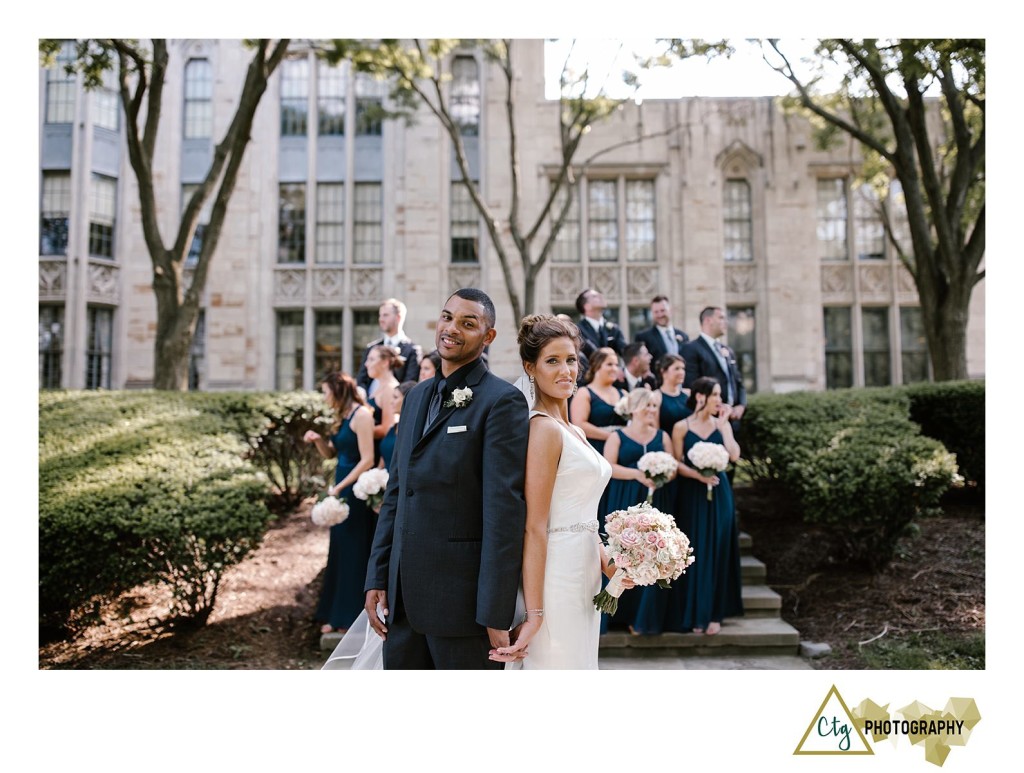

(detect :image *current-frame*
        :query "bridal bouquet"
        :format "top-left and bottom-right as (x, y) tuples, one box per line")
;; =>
(594, 502), (695, 615)
(353, 468), (389, 511)
(311, 494), (350, 527)
(636, 450), (678, 503)
(687, 441), (730, 500)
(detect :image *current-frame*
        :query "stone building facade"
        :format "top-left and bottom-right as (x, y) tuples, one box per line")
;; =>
(38, 39), (985, 392)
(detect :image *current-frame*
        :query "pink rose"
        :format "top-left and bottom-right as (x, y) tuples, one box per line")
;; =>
(657, 538), (667, 549)
(646, 532), (660, 545)
(619, 528), (641, 547)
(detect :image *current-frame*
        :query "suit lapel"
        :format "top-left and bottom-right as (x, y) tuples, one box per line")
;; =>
(414, 360), (487, 448)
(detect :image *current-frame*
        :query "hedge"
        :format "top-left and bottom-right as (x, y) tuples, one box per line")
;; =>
(742, 386), (966, 568)
(39, 390), (332, 634)
(904, 380), (985, 490)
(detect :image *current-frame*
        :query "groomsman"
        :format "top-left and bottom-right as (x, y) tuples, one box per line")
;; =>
(681, 306), (747, 425)
(634, 295), (689, 362)
(356, 298), (423, 395)
(575, 288), (627, 357)
(614, 342), (657, 391)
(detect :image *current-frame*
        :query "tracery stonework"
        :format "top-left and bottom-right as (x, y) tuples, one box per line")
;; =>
(312, 269), (344, 301)
(39, 260), (67, 300)
(351, 268), (383, 301)
(626, 264), (659, 301)
(87, 262), (120, 303)
(274, 268), (306, 303)
(820, 264), (853, 296)
(589, 266), (620, 301)
(449, 266), (481, 295)
(859, 264), (891, 297)
(725, 264), (756, 294)
(550, 266), (582, 302)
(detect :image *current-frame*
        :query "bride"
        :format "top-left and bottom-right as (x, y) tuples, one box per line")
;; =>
(490, 314), (629, 669)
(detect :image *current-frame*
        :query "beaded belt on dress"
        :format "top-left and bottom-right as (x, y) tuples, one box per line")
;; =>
(548, 519), (599, 534)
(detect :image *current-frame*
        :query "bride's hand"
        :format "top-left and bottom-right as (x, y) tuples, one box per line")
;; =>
(489, 618), (541, 662)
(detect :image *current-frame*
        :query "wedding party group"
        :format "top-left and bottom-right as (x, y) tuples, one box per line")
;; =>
(306, 288), (745, 670)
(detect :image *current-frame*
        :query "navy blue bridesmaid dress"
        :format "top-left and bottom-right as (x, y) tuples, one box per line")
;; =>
(599, 428), (674, 633)
(658, 389), (692, 436)
(378, 423), (398, 471)
(671, 425), (743, 631)
(315, 407), (374, 631)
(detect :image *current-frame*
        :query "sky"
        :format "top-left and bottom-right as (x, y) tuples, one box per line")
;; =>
(544, 38), (822, 100)
(8, 3), (1018, 772)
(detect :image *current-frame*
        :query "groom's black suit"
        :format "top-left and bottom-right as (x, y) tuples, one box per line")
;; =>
(364, 358), (528, 668)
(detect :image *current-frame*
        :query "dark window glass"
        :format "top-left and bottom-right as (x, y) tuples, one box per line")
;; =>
(727, 306), (757, 394)
(278, 183), (306, 263)
(723, 179), (753, 261)
(315, 311), (343, 381)
(276, 310), (304, 390)
(862, 307), (891, 387)
(823, 307), (853, 389)
(40, 172), (71, 256)
(280, 58), (309, 137)
(450, 181), (478, 263)
(85, 306), (113, 389)
(900, 306), (930, 384)
(89, 175), (117, 259)
(39, 305), (65, 389)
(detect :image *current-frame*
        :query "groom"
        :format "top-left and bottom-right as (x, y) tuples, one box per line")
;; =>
(364, 288), (529, 669)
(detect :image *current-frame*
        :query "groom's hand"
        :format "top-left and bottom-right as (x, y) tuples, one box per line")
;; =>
(365, 590), (389, 640)
(486, 627), (509, 649)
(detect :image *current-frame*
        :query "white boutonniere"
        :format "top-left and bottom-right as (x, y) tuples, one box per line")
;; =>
(444, 386), (473, 409)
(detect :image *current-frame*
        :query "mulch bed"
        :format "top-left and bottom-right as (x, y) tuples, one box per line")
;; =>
(39, 487), (985, 670)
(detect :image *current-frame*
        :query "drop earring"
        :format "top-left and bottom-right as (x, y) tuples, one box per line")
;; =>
(529, 375), (535, 402)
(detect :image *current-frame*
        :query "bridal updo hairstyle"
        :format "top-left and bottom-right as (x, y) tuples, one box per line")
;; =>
(517, 314), (582, 364)
(686, 376), (721, 412)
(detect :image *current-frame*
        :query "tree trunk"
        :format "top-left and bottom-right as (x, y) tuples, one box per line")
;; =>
(152, 275), (199, 390)
(925, 294), (971, 382)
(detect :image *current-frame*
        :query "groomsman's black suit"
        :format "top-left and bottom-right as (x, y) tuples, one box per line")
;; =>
(614, 372), (658, 392)
(634, 325), (690, 363)
(356, 337), (422, 391)
(681, 336), (747, 432)
(364, 358), (528, 668)
(577, 315), (627, 356)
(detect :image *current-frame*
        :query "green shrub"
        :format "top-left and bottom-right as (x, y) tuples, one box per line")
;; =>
(743, 387), (963, 568)
(904, 380), (985, 490)
(39, 391), (274, 633)
(242, 392), (334, 513)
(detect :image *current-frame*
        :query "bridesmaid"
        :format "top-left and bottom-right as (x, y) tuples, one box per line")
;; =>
(672, 377), (744, 635)
(377, 380), (416, 472)
(363, 345), (403, 463)
(602, 388), (674, 632)
(570, 346), (627, 456)
(417, 349), (442, 383)
(303, 372), (376, 634)
(656, 354), (691, 436)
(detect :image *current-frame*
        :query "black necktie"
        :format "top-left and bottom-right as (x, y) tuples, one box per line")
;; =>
(423, 377), (447, 435)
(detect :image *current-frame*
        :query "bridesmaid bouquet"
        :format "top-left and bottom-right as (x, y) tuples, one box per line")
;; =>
(636, 450), (678, 503)
(687, 441), (730, 500)
(311, 494), (350, 527)
(353, 468), (389, 512)
(594, 502), (695, 615)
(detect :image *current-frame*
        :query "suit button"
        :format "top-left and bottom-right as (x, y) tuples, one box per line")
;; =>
(407, 489), (414, 497)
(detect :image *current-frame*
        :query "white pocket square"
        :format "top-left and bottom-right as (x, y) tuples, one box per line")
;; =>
(447, 425), (468, 434)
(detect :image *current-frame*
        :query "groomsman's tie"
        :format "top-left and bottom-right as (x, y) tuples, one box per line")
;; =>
(662, 327), (678, 356)
(423, 377), (447, 435)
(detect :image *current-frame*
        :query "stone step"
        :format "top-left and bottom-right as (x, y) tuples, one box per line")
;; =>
(741, 554), (766, 584)
(739, 531), (752, 554)
(741, 584), (782, 618)
(598, 616), (801, 659)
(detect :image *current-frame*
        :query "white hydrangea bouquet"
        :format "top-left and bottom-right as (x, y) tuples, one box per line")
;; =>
(686, 440), (731, 500)
(636, 450), (678, 503)
(353, 468), (389, 512)
(594, 502), (695, 615)
(311, 494), (350, 527)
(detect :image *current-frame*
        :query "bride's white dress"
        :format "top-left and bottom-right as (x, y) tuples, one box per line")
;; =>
(516, 411), (612, 670)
